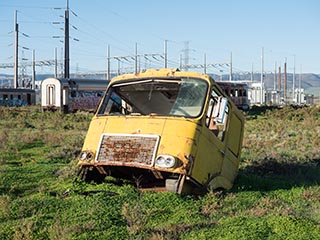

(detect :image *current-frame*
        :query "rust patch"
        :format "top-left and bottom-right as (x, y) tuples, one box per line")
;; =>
(96, 134), (159, 167)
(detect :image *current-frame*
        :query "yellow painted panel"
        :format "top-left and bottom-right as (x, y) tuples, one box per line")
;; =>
(104, 116), (166, 135)
(191, 125), (224, 184)
(227, 113), (243, 157)
(81, 117), (106, 152)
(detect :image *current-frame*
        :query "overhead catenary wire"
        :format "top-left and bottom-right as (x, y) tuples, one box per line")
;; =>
(1, 3), (189, 73)
(0, 2), (265, 78)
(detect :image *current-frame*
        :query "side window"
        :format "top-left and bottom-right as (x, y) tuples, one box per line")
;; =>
(206, 90), (229, 141)
(98, 89), (133, 115)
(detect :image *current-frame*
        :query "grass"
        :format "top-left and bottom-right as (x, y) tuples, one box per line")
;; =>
(0, 105), (320, 239)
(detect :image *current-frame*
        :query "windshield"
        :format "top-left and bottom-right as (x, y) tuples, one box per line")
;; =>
(97, 78), (208, 117)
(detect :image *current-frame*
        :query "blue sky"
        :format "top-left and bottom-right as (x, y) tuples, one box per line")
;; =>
(0, 0), (319, 75)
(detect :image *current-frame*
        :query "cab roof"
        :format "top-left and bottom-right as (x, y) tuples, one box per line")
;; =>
(110, 68), (214, 85)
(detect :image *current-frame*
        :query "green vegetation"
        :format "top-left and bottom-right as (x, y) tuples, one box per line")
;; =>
(1, 105), (319, 239)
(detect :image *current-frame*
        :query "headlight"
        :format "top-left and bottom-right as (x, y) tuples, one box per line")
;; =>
(79, 151), (94, 161)
(155, 155), (176, 168)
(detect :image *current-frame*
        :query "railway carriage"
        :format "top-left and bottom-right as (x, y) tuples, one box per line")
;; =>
(217, 81), (249, 110)
(0, 88), (36, 106)
(41, 77), (108, 112)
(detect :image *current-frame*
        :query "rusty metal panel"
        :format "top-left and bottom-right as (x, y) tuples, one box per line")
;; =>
(95, 134), (159, 166)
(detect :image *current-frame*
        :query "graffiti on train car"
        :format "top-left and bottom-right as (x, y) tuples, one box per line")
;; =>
(0, 88), (36, 106)
(69, 91), (103, 112)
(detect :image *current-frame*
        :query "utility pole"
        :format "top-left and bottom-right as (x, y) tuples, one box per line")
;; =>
(135, 42), (138, 74)
(164, 40), (168, 68)
(229, 52), (232, 81)
(32, 49), (35, 89)
(117, 58), (120, 75)
(274, 62), (277, 91)
(251, 63), (254, 83)
(278, 65), (281, 93)
(54, 48), (57, 78)
(60, 47), (63, 77)
(14, 10), (19, 88)
(299, 65), (302, 104)
(292, 55), (296, 103)
(183, 41), (190, 71)
(107, 45), (110, 80)
(284, 60), (287, 104)
(64, 0), (70, 79)
(260, 47), (264, 104)
(204, 53), (207, 74)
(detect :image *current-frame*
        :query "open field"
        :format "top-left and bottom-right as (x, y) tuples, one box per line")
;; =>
(0, 105), (320, 239)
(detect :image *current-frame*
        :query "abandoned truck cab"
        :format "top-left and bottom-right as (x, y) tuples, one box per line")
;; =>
(78, 68), (244, 194)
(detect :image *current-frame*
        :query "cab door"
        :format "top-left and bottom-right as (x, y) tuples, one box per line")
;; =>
(221, 110), (244, 184)
(191, 90), (229, 189)
(205, 88), (243, 189)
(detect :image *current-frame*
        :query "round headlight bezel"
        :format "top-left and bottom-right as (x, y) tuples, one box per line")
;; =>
(79, 151), (94, 162)
(86, 152), (93, 161)
(155, 155), (176, 168)
(80, 152), (87, 161)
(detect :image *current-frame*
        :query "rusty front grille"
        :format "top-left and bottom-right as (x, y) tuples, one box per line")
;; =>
(95, 134), (159, 166)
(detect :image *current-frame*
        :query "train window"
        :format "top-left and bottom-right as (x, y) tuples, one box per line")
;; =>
(243, 89), (247, 97)
(71, 90), (77, 98)
(47, 85), (56, 105)
(27, 94), (31, 105)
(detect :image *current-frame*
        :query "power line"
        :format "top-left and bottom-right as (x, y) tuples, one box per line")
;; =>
(0, 4), (61, 10)
(69, 7), (133, 51)
(0, 3), (254, 78)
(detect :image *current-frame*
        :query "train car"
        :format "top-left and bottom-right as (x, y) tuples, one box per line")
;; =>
(0, 88), (36, 106)
(41, 77), (108, 112)
(217, 81), (249, 110)
(78, 68), (245, 194)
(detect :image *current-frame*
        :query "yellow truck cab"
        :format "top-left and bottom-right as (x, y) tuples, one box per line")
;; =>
(78, 68), (244, 194)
